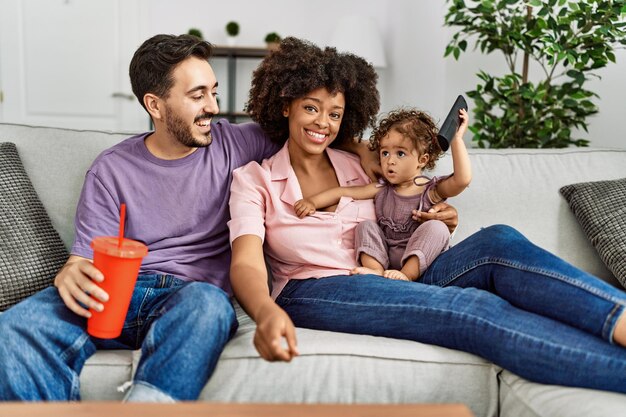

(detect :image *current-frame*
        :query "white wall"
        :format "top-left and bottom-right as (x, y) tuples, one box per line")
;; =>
(383, 1), (449, 121)
(1, 0), (624, 148)
(583, 48), (626, 149)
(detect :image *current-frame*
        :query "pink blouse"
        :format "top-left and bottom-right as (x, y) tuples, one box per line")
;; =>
(229, 142), (376, 299)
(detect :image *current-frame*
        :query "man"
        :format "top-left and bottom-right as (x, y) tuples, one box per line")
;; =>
(0, 34), (456, 402)
(0, 33), (278, 402)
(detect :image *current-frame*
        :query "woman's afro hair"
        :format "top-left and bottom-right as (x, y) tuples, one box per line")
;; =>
(245, 37), (380, 147)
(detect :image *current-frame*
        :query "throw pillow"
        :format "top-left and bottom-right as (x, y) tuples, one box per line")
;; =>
(560, 178), (626, 287)
(0, 142), (68, 311)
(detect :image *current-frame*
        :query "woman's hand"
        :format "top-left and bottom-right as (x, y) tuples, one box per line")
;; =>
(230, 235), (298, 361)
(54, 255), (109, 318)
(412, 202), (459, 234)
(253, 302), (299, 362)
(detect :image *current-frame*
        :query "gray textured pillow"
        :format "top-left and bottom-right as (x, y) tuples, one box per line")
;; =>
(0, 142), (68, 310)
(560, 178), (626, 287)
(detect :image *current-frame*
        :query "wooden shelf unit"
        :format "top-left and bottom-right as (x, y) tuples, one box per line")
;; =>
(211, 46), (270, 122)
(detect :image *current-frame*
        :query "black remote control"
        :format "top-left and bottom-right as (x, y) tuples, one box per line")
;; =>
(437, 95), (468, 152)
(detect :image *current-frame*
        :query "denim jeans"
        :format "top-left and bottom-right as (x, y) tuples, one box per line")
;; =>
(277, 225), (626, 394)
(0, 274), (237, 401)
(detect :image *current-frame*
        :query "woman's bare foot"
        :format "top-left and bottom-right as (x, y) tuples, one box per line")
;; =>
(613, 311), (626, 347)
(383, 269), (410, 281)
(350, 266), (384, 276)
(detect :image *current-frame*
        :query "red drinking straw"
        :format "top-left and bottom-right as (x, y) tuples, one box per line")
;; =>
(118, 203), (126, 248)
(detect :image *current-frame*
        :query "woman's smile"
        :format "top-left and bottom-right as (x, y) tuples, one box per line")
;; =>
(304, 128), (328, 144)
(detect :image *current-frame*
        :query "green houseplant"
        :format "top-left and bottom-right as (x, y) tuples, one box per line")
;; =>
(264, 32), (282, 50)
(444, 0), (626, 148)
(226, 21), (240, 37)
(187, 28), (203, 40)
(225, 21), (240, 46)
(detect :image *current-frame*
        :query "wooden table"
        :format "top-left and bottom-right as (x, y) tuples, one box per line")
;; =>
(0, 402), (474, 417)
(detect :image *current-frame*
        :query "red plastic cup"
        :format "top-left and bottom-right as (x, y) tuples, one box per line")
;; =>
(87, 236), (148, 339)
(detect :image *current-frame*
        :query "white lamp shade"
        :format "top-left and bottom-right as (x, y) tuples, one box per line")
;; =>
(330, 15), (387, 68)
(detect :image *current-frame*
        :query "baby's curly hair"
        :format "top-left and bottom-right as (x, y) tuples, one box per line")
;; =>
(245, 37), (380, 147)
(369, 108), (443, 171)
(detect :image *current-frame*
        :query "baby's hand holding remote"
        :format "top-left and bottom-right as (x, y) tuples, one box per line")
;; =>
(456, 108), (469, 136)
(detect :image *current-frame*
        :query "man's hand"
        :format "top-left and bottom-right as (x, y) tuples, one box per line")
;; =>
(357, 144), (382, 181)
(54, 255), (109, 318)
(412, 202), (459, 234)
(253, 302), (299, 362)
(294, 199), (316, 218)
(341, 139), (382, 181)
(360, 150), (382, 182)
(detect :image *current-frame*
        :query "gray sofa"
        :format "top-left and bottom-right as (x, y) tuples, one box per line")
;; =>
(2, 122), (626, 417)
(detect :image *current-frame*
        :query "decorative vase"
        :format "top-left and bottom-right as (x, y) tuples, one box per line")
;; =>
(266, 42), (280, 51)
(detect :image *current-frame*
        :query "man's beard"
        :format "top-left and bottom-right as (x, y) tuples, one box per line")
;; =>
(164, 106), (213, 148)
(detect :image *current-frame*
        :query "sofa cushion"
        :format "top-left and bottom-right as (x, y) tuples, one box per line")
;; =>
(200, 303), (500, 417)
(2, 123), (130, 249)
(80, 350), (134, 401)
(560, 178), (626, 288)
(79, 305), (500, 416)
(499, 370), (626, 417)
(0, 142), (68, 311)
(430, 148), (626, 286)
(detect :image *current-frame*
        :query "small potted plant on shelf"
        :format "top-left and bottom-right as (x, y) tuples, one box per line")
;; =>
(225, 21), (240, 46)
(187, 28), (203, 40)
(264, 32), (281, 50)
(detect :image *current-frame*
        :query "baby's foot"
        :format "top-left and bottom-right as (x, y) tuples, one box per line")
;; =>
(350, 266), (384, 276)
(383, 269), (410, 281)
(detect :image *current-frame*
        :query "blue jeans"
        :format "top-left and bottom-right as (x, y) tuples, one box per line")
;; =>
(0, 274), (237, 401)
(276, 225), (626, 394)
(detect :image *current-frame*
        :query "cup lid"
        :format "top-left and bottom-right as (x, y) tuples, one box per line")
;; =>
(90, 236), (148, 258)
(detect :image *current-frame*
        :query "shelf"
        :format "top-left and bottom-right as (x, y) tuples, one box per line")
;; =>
(218, 111), (249, 117)
(212, 46), (271, 59)
(210, 46), (270, 122)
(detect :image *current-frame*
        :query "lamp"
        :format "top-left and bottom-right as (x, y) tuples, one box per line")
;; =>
(329, 15), (387, 68)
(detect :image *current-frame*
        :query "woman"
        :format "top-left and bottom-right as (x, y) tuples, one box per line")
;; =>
(229, 37), (626, 393)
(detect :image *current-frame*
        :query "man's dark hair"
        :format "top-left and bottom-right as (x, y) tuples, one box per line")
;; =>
(246, 37), (380, 148)
(129, 34), (213, 111)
